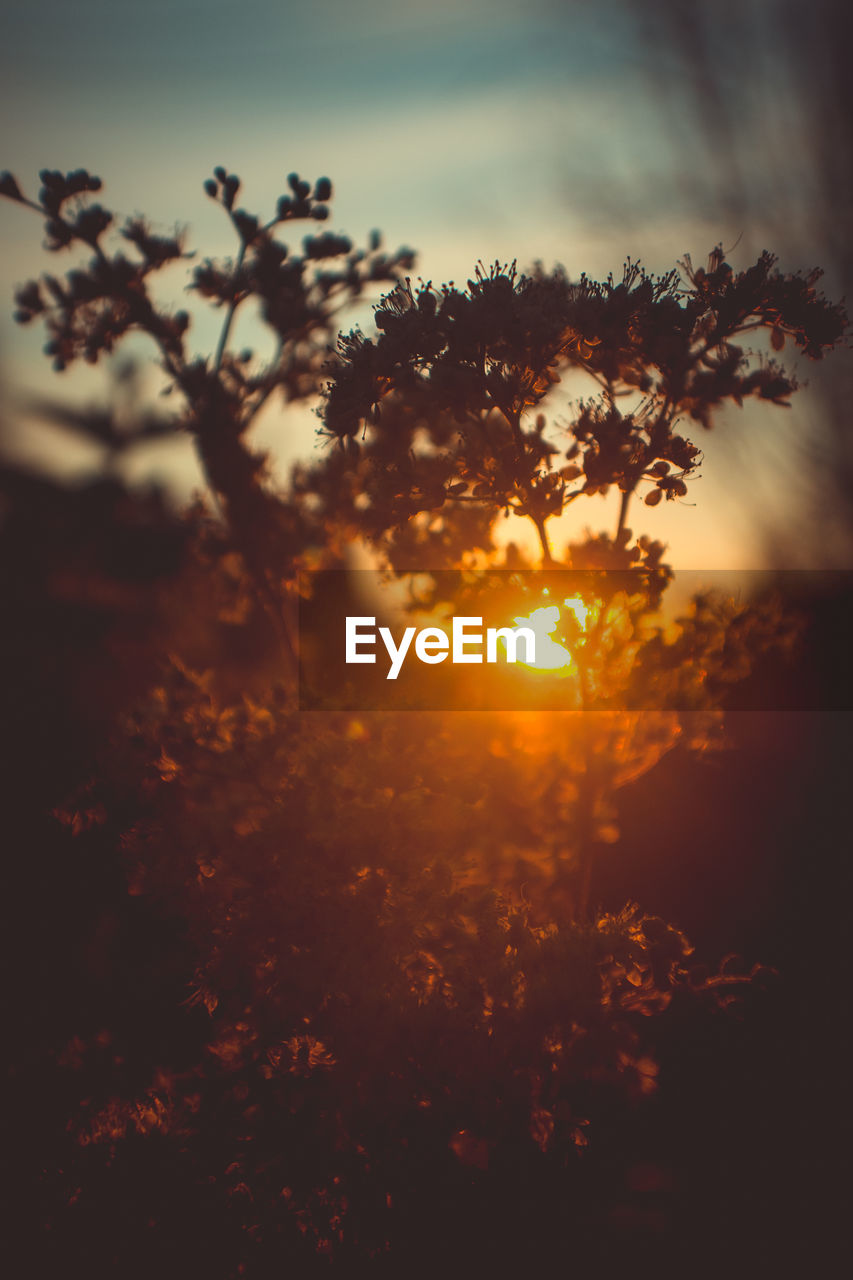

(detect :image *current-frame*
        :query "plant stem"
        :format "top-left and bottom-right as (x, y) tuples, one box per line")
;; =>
(532, 514), (554, 565)
(214, 240), (247, 371)
(615, 488), (632, 540)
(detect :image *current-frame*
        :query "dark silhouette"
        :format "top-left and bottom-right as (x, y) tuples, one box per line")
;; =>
(1, 165), (848, 1276)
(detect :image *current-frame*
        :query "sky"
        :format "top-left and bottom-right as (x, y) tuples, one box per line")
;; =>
(1, 0), (848, 568)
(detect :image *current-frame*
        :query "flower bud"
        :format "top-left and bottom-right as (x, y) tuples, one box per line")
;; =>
(0, 171), (23, 201)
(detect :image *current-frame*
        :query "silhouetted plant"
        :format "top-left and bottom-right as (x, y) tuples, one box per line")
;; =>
(1, 166), (846, 1274)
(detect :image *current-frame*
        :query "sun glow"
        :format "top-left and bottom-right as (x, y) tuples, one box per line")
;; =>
(511, 594), (591, 673)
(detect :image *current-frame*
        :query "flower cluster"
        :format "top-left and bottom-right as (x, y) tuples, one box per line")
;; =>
(1, 166), (415, 633)
(318, 250), (846, 567)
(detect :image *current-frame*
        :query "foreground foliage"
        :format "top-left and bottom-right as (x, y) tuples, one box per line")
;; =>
(1, 165), (846, 1272)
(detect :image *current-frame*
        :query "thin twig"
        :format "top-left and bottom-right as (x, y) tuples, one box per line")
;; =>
(214, 239), (248, 371)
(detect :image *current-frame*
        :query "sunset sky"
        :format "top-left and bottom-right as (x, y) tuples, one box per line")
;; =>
(2, 0), (846, 567)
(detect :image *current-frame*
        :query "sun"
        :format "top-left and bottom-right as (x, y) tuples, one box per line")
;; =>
(510, 594), (591, 674)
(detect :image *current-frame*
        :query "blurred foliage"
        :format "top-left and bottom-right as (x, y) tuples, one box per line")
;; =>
(0, 165), (847, 1273)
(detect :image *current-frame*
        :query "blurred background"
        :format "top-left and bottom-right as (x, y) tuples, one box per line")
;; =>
(2, 0), (850, 568)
